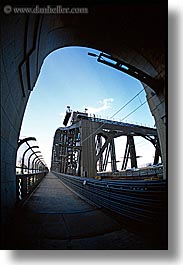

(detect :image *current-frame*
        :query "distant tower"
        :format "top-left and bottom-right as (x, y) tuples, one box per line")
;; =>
(63, 106), (72, 126)
(67, 106), (71, 112)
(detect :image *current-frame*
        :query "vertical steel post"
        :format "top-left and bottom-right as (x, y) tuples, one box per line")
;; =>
(110, 139), (117, 172)
(128, 135), (137, 168)
(27, 150), (41, 173)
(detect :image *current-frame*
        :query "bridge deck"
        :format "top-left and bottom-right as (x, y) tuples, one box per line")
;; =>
(12, 173), (165, 249)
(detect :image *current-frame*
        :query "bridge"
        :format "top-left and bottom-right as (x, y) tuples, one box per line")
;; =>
(49, 109), (166, 225)
(12, 172), (167, 249)
(1, 2), (167, 249)
(1, 111), (167, 249)
(51, 109), (160, 179)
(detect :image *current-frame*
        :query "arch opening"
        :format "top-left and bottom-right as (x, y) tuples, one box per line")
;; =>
(19, 46), (157, 174)
(1, 6), (166, 230)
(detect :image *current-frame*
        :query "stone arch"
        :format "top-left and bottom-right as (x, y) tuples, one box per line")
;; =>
(1, 3), (166, 224)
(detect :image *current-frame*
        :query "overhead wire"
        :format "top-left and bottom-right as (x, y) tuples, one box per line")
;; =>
(81, 84), (152, 145)
(120, 99), (147, 121)
(110, 88), (144, 119)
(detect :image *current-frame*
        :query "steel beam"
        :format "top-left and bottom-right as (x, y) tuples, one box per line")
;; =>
(88, 52), (163, 94)
(128, 136), (137, 168)
(51, 115), (159, 177)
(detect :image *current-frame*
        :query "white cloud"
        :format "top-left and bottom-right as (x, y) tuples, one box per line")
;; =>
(84, 98), (114, 114)
(59, 112), (65, 118)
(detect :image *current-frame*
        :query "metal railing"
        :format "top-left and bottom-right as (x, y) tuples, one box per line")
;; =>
(53, 172), (167, 225)
(16, 172), (47, 203)
(16, 137), (49, 204)
(88, 116), (154, 129)
(97, 166), (163, 180)
(16, 137), (48, 174)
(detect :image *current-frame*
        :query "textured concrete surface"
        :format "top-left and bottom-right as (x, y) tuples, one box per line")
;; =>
(24, 173), (93, 213)
(12, 172), (156, 250)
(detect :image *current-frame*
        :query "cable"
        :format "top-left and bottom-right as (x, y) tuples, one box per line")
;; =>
(135, 140), (144, 146)
(81, 88), (148, 145)
(135, 141), (151, 148)
(110, 88), (144, 119)
(120, 99), (147, 121)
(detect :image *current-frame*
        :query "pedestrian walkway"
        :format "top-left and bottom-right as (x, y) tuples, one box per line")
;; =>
(13, 172), (149, 249)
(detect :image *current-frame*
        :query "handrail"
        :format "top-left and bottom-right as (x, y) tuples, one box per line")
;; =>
(16, 137), (49, 204)
(16, 171), (48, 204)
(16, 137), (48, 173)
(53, 172), (167, 225)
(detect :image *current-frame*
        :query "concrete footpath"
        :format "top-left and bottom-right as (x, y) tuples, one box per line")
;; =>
(13, 172), (149, 250)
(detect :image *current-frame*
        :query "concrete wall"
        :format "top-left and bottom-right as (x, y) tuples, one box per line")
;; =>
(1, 3), (166, 233)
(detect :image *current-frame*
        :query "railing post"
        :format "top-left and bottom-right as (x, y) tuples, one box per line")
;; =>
(16, 172), (47, 203)
(16, 137), (48, 203)
(21, 145), (39, 174)
(32, 155), (43, 173)
(21, 176), (28, 199)
(27, 150), (41, 173)
(27, 176), (31, 193)
(16, 176), (20, 201)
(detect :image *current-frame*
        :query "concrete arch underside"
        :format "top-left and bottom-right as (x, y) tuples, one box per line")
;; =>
(1, 3), (166, 227)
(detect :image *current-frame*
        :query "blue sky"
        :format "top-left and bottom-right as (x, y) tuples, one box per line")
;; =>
(20, 47), (155, 169)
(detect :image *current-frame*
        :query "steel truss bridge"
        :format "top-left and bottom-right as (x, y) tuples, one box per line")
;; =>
(50, 110), (166, 225)
(51, 111), (160, 179)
